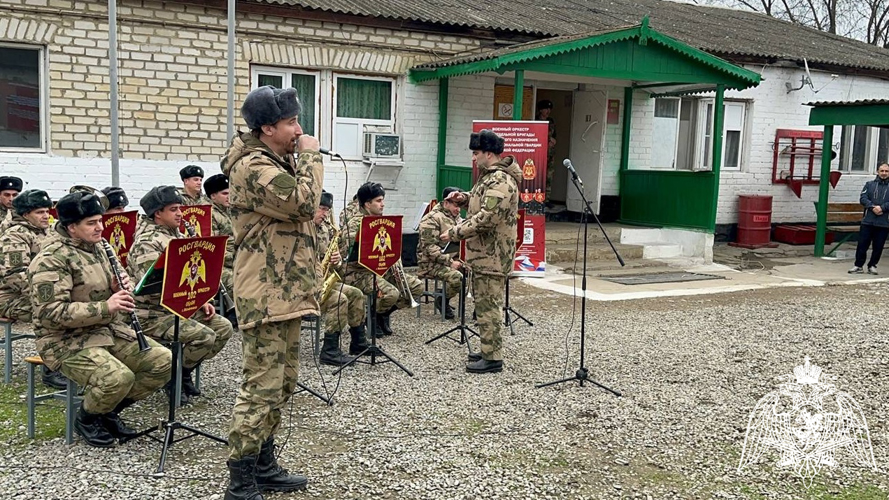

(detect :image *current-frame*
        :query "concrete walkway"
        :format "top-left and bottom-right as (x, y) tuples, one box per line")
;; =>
(521, 243), (886, 301)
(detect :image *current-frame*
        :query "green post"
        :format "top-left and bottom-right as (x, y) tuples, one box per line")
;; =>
(436, 78), (449, 197)
(512, 70), (524, 120)
(814, 125), (833, 257)
(708, 84), (725, 233)
(619, 87), (633, 173)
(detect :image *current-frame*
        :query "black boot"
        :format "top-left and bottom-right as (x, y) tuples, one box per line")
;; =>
(255, 437), (308, 493)
(378, 306), (396, 335)
(225, 455), (264, 500)
(319, 332), (355, 366)
(372, 313), (389, 338)
(444, 299), (456, 320)
(164, 380), (190, 406)
(349, 325), (371, 355)
(41, 365), (69, 390)
(102, 398), (138, 441)
(182, 365), (201, 397)
(466, 358), (503, 374)
(73, 404), (115, 448)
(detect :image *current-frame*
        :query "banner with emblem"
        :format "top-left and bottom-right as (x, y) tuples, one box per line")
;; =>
(179, 204), (212, 237)
(101, 210), (138, 268)
(357, 215), (402, 277)
(472, 120), (549, 214)
(159, 235), (228, 319)
(47, 207), (57, 227)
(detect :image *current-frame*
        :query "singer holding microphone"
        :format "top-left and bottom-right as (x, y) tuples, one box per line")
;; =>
(221, 85), (322, 499)
(27, 191), (172, 448)
(440, 129), (521, 374)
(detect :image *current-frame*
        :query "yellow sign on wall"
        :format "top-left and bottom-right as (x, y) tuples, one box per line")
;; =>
(493, 85), (534, 120)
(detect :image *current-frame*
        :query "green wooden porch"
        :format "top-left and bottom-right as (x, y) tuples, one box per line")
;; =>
(409, 18), (761, 232)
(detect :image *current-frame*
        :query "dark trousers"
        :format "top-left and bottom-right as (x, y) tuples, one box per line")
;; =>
(854, 224), (889, 268)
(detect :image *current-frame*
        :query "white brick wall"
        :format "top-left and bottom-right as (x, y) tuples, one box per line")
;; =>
(444, 75), (497, 167)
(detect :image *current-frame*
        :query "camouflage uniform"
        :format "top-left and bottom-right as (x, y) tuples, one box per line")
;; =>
(178, 188), (212, 206)
(127, 216), (233, 369)
(448, 156), (521, 361)
(340, 205), (423, 312)
(222, 132), (322, 460)
(417, 203), (462, 301)
(317, 217), (365, 333)
(211, 200), (235, 293)
(339, 198), (360, 230)
(0, 215), (47, 321)
(28, 224), (172, 414)
(0, 205), (13, 234)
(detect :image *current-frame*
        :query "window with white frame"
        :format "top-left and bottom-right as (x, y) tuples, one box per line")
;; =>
(0, 44), (45, 151)
(251, 67), (397, 160)
(838, 125), (889, 172)
(650, 97), (746, 171)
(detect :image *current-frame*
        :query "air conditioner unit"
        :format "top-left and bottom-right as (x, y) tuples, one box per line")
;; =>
(363, 132), (401, 158)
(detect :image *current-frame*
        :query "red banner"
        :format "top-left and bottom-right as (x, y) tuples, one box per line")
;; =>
(358, 215), (402, 277)
(48, 207), (57, 227)
(102, 210), (138, 268)
(160, 236), (228, 319)
(472, 120), (550, 214)
(513, 214), (546, 276)
(179, 204), (212, 237)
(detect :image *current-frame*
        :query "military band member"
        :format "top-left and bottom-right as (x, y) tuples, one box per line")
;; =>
(0, 176), (23, 233)
(101, 186), (129, 214)
(340, 182), (423, 337)
(0, 190), (69, 388)
(178, 165), (213, 206)
(127, 186), (233, 405)
(441, 130), (520, 374)
(204, 174), (235, 294)
(29, 192), (172, 447)
(417, 187), (464, 320)
(315, 190), (369, 364)
(222, 85), (320, 498)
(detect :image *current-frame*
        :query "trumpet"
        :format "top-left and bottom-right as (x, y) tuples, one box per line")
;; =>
(319, 226), (342, 305)
(101, 240), (151, 352)
(182, 220), (236, 314)
(391, 259), (419, 308)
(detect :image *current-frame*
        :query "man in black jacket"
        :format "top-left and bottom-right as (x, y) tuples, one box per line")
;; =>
(851, 163), (889, 274)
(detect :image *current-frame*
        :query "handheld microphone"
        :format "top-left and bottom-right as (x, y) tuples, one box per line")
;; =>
(563, 159), (583, 186)
(319, 148), (341, 158)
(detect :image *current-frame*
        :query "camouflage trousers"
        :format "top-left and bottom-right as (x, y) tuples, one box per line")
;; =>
(320, 282), (365, 333)
(0, 294), (31, 322)
(344, 269), (423, 312)
(221, 266), (234, 297)
(473, 273), (505, 361)
(142, 312), (233, 369)
(58, 336), (171, 414)
(421, 266), (463, 301)
(229, 318), (301, 459)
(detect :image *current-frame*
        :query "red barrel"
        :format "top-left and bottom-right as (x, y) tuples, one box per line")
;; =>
(737, 195), (773, 247)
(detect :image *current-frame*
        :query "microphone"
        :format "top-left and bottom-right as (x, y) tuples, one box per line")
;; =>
(319, 148), (341, 158)
(563, 159), (583, 186)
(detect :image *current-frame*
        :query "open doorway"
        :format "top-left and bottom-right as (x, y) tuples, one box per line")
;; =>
(535, 89), (572, 207)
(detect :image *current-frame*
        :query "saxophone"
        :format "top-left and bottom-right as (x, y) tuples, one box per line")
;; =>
(319, 223), (342, 304)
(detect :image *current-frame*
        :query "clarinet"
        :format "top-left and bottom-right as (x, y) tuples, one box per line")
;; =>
(183, 220), (235, 313)
(101, 240), (151, 352)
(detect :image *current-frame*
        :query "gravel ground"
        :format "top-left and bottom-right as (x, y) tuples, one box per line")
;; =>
(0, 280), (887, 499)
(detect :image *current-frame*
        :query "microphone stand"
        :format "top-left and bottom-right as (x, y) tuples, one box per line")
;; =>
(536, 166), (622, 396)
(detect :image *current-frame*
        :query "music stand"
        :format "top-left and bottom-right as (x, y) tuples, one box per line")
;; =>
(425, 241), (479, 349)
(333, 216), (413, 377)
(123, 236), (229, 474)
(503, 276), (533, 335)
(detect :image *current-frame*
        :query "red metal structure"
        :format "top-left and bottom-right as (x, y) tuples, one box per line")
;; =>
(771, 129), (840, 198)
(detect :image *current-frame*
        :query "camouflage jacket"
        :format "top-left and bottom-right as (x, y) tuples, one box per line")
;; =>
(339, 198), (360, 231)
(222, 132), (323, 329)
(416, 204), (459, 278)
(127, 217), (182, 320)
(178, 188), (212, 206)
(29, 224), (136, 370)
(211, 201), (235, 269)
(0, 216), (48, 304)
(448, 156), (521, 277)
(315, 217), (340, 283)
(0, 206), (12, 235)
(339, 205), (367, 276)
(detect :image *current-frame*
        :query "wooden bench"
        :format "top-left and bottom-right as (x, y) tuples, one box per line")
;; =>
(0, 318), (35, 383)
(814, 202), (862, 256)
(24, 356), (80, 444)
